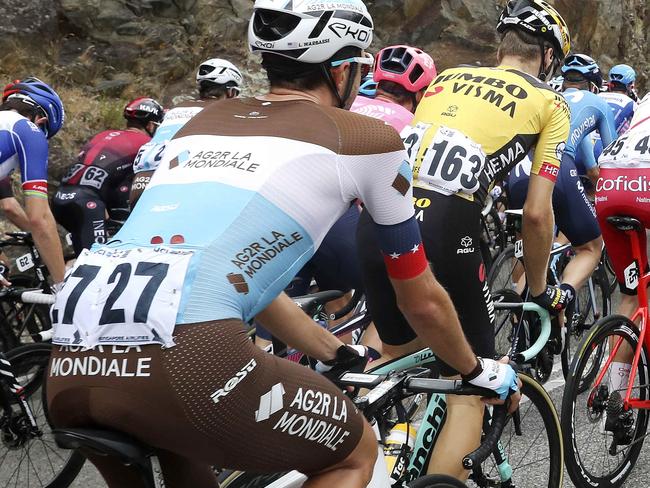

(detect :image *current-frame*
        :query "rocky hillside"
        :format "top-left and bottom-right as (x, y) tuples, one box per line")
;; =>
(0, 0), (648, 181)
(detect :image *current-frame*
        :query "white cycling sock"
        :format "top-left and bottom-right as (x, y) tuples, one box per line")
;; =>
(608, 361), (632, 393)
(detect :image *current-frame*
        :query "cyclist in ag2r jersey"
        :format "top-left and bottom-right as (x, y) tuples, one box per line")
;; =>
(52, 97), (163, 255)
(130, 58), (243, 206)
(47, 1), (518, 486)
(0, 77), (65, 285)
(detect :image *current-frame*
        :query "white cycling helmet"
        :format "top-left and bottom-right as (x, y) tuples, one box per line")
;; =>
(248, 0), (373, 64)
(196, 58), (243, 93)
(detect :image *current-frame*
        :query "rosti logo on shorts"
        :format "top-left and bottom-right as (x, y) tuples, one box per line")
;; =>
(86, 201), (97, 209)
(425, 86), (444, 97)
(120, 185), (129, 193)
(556, 142), (566, 160)
(210, 358), (257, 404)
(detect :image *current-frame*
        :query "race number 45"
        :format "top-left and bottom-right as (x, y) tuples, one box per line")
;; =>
(418, 126), (486, 196)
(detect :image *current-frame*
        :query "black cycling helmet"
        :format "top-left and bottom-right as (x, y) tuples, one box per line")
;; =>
(497, 0), (571, 64)
(561, 53), (603, 89)
(123, 97), (164, 125)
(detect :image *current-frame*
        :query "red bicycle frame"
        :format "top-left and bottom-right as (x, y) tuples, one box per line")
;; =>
(592, 223), (650, 410)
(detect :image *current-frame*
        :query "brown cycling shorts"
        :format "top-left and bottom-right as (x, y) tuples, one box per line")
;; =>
(47, 320), (364, 488)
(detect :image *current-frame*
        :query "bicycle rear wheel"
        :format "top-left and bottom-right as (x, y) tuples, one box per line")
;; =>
(487, 245), (524, 294)
(562, 315), (648, 488)
(0, 343), (85, 488)
(472, 373), (563, 488)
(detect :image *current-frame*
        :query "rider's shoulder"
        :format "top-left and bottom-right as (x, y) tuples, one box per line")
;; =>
(322, 105), (406, 155)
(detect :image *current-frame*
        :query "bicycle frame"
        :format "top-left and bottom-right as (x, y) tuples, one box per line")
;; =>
(367, 301), (549, 484)
(591, 226), (650, 411)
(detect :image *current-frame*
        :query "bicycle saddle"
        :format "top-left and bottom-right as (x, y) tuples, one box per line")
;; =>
(606, 216), (643, 231)
(54, 428), (153, 467)
(293, 290), (344, 316)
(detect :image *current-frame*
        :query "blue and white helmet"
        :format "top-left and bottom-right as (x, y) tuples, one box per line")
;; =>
(609, 64), (636, 87)
(561, 53), (603, 88)
(3, 77), (65, 138)
(248, 0), (373, 63)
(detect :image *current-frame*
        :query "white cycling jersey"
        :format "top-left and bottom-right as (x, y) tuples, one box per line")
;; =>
(133, 100), (210, 174)
(599, 95), (650, 169)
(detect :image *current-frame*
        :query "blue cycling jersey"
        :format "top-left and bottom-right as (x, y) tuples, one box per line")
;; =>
(563, 88), (617, 172)
(0, 111), (49, 197)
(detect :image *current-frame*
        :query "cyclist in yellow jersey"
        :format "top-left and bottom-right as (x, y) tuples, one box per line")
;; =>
(358, 0), (572, 480)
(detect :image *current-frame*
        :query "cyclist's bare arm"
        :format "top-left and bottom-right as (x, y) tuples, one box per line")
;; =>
(389, 266), (477, 375)
(522, 174), (555, 296)
(25, 196), (65, 283)
(256, 292), (343, 361)
(0, 197), (30, 230)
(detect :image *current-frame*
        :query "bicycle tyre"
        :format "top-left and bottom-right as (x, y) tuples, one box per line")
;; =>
(487, 245), (521, 293)
(408, 473), (467, 487)
(2, 342), (86, 488)
(480, 206), (505, 272)
(476, 373), (563, 488)
(561, 263), (611, 388)
(561, 315), (648, 488)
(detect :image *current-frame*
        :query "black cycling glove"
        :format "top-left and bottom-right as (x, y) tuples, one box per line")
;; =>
(531, 284), (571, 314)
(316, 345), (371, 383)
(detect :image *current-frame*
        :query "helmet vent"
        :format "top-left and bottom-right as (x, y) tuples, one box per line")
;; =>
(253, 9), (301, 41)
(308, 11), (333, 39)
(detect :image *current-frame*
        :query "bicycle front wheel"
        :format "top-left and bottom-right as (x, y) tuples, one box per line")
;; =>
(561, 315), (649, 488)
(473, 373), (563, 488)
(0, 343), (85, 488)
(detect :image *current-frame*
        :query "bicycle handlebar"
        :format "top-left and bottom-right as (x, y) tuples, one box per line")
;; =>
(462, 404), (508, 469)
(21, 291), (55, 305)
(328, 288), (363, 321)
(494, 302), (551, 363)
(338, 369), (508, 472)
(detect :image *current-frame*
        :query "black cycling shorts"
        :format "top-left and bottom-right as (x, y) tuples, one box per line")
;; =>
(47, 320), (364, 488)
(507, 154), (601, 247)
(357, 189), (495, 376)
(51, 185), (106, 256)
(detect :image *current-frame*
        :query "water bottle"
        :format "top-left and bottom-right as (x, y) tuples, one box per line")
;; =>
(384, 423), (416, 483)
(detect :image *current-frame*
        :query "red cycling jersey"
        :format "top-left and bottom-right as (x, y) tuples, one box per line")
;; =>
(595, 98), (650, 294)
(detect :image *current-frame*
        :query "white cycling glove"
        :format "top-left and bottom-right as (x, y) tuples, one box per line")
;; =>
(462, 357), (518, 400)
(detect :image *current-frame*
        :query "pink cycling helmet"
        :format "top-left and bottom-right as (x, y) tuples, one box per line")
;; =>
(374, 45), (437, 93)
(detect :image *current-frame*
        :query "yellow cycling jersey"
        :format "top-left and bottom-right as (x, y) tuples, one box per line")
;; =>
(404, 65), (570, 204)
